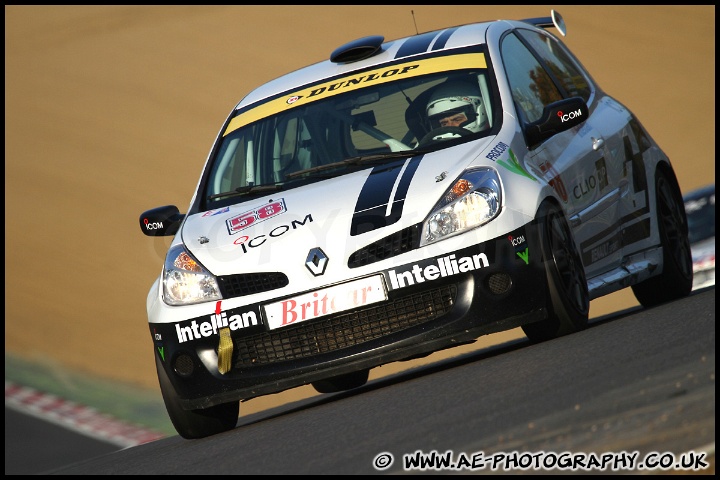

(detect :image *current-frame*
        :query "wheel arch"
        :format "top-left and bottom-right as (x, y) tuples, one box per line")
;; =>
(653, 159), (689, 235)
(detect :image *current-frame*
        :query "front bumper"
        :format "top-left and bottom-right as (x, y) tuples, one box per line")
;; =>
(150, 220), (549, 410)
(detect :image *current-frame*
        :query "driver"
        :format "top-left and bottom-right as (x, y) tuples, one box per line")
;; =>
(426, 81), (489, 133)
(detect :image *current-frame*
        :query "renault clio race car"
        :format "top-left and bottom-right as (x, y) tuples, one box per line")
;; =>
(139, 10), (692, 439)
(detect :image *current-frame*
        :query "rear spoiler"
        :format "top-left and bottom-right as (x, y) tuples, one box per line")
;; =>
(520, 9), (566, 36)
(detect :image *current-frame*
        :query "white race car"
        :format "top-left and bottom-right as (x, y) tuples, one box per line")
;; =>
(139, 10), (692, 438)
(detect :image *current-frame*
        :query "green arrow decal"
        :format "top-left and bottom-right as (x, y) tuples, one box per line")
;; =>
(517, 248), (529, 264)
(498, 149), (537, 181)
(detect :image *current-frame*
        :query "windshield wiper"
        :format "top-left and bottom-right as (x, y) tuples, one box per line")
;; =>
(285, 151), (418, 179)
(207, 184), (283, 201)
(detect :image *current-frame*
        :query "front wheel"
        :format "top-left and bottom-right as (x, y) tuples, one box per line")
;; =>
(631, 167), (693, 307)
(522, 200), (589, 343)
(156, 355), (239, 439)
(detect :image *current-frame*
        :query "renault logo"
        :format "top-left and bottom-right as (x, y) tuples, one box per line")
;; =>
(305, 247), (328, 276)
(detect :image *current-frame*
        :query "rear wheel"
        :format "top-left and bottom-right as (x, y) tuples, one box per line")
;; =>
(156, 355), (239, 439)
(631, 168), (693, 306)
(312, 369), (369, 393)
(522, 200), (589, 343)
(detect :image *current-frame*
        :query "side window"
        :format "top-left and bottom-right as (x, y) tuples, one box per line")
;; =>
(207, 132), (247, 196)
(500, 32), (562, 124)
(516, 29), (592, 102)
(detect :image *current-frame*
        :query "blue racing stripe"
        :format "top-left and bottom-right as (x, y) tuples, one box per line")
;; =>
(431, 27), (458, 50)
(387, 156), (422, 221)
(351, 156), (424, 236)
(394, 31), (438, 59)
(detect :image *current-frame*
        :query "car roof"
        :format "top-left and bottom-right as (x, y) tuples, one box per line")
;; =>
(232, 11), (568, 111)
(234, 19), (516, 111)
(238, 22), (492, 107)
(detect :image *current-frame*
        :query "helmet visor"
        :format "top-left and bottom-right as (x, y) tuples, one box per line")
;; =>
(428, 105), (477, 130)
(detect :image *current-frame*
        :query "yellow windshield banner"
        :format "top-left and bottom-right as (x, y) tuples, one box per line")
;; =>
(223, 53), (487, 136)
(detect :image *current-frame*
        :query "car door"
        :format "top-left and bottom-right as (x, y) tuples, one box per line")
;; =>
(586, 96), (653, 260)
(499, 29), (622, 280)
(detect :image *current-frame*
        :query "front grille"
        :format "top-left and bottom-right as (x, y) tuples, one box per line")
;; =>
(348, 224), (421, 268)
(217, 272), (289, 298)
(232, 284), (457, 368)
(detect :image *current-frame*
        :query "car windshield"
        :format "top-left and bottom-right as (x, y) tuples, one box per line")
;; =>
(685, 189), (715, 244)
(203, 52), (495, 206)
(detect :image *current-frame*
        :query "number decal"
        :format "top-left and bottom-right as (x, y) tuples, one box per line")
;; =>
(226, 199), (287, 235)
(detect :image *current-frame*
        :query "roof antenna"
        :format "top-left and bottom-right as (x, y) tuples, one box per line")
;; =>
(411, 10), (419, 35)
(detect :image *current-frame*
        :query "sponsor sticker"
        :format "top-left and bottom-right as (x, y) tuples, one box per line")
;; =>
(263, 275), (388, 330)
(202, 206), (230, 217)
(175, 307), (261, 344)
(224, 53), (487, 136)
(386, 252), (489, 290)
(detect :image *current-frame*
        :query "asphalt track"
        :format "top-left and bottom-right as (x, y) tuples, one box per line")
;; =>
(4, 407), (119, 475)
(5, 287), (714, 475)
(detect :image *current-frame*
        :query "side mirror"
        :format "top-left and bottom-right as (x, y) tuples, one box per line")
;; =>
(525, 97), (588, 148)
(139, 205), (184, 237)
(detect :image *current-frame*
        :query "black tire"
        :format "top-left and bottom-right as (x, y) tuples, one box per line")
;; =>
(155, 355), (239, 439)
(522, 200), (589, 343)
(631, 168), (693, 307)
(417, 126), (470, 147)
(311, 369), (369, 393)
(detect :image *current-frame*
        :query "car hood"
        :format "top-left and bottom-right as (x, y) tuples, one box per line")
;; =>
(181, 140), (493, 278)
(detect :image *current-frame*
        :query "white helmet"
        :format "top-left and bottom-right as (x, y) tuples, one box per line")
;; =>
(426, 81), (487, 133)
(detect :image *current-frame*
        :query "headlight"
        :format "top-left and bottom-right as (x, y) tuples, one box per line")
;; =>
(162, 244), (221, 306)
(421, 167), (501, 246)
